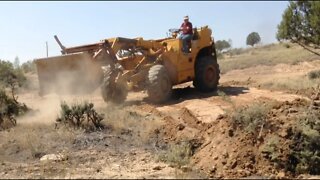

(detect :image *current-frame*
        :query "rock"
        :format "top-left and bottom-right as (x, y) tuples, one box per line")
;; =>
(241, 175), (269, 179)
(271, 168), (277, 174)
(181, 165), (191, 172)
(237, 169), (251, 177)
(213, 156), (219, 160)
(40, 153), (67, 162)
(230, 160), (238, 169)
(215, 173), (223, 179)
(228, 129), (234, 137)
(34, 152), (46, 159)
(245, 162), (253, 169)
(222, 151), (229, 158)
(221, 160), (227, 165)
(233, 148), (237, 153)
(279, 129), (287, 138)
(177, 124), (185, 131)
(269, 174), (276, 179)
(210, 165), (217, 173)
(308, 175), (320, 179)
(297, 174), (320, 179)
(217, 114), (225, 120)
(152, 165), (163, 171)
(288, 108), (298, 113)
(276, 171), (285, 179)
(312, 100), (320, 106)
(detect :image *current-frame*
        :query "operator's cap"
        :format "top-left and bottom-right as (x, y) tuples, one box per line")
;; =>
(184, 16), (189, 20)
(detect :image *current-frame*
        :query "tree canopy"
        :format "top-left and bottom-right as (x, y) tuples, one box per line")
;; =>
(215, 40), (231, 53)
(277, 1), (320, 56)
(246, 32), (261, 47)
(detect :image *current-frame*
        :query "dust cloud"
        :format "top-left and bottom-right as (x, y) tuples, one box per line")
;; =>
(37, 53), (105, 96)
(17, 57), (110, 124)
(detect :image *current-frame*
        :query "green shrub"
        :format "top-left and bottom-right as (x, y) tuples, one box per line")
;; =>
(0, 60), (26, 87)
(261, 135), (282, 167)
(0, 89), (28, 130)
(308, 70), (320, 80)
(231, 102), (270, 134)
(56, 101), (104, 131)
(284, 43), (291, 48)
(21, 60), (36, 74)
(287, 109), (320, 175)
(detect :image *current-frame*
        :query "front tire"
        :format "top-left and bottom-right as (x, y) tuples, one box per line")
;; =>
(101, 66), (128, 104)
(147, 65), (172, 104)
(193, 56), (220, 92)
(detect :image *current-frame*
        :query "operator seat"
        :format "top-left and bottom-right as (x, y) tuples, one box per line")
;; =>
(186, 28), (199, 53)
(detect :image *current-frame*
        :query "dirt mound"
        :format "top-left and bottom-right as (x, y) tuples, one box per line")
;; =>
(151, 96), (318, 178)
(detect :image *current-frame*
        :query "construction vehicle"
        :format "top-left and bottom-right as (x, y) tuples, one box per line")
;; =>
(34, 26), (220, 104)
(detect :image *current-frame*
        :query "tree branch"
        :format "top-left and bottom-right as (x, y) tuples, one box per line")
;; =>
(291, 38), (320, 56)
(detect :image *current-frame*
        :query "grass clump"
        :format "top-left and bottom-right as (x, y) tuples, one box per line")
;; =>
(159, 141), (192, 168)
(231, 102), (271, 134)
(159, 139), (201, 168)
(55, 101), (104, 132)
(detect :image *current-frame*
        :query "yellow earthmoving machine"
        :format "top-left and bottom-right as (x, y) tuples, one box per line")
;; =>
(34, 26), (220, 104)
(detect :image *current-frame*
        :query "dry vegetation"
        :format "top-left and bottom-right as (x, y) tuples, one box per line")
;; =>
(260, 74), (320, 96)
(230, 102), (272, 134)
(219, 43), (319, 74)
(224, 96), (320, 177)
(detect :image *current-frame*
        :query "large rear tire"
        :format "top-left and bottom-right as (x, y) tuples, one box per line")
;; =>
(147, 65), (172, 104)
(193, 55), (220, 92)
(101, 67), (127, 104)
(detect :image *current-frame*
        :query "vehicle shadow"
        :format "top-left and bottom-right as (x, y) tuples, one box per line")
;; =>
(160, 85), (250, 106)
(124, 85), (249, 107)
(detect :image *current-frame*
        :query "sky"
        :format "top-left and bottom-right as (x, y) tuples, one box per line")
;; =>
(0, 1), (289, 63)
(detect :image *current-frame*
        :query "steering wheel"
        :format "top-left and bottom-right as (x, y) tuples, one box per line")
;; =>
(168, 28), (180, 33)
(168, 28), (181, 39)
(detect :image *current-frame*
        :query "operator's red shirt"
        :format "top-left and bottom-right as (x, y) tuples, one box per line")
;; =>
(180, 22), (193, 35)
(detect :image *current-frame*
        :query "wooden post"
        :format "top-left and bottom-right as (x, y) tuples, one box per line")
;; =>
(46, 41), (48, 57)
